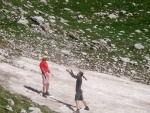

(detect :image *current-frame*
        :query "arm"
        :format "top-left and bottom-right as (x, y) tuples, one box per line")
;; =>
(41, 68), (46, 75)
(66, 69), (78, 79)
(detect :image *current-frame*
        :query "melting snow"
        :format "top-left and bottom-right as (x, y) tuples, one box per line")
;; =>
(0, 57), (150, 113)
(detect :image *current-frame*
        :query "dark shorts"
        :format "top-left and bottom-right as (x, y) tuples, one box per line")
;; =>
(75, 90), (83, 101)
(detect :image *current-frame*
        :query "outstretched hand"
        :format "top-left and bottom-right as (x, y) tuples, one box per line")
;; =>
(66, 69), (71, 73)
(50, 73), (54, 77)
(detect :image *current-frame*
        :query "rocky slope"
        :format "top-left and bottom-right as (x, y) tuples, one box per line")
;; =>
(0, 0), (150, 84)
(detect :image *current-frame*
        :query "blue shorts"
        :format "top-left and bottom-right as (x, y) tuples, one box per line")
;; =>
(75, 90), (83, 100)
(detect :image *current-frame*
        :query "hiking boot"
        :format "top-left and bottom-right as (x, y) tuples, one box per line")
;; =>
(42, 93), (47, 98)
(45, 92), (50, 96)
(73, 109), (80, 113)
(84, 106), (89, 110)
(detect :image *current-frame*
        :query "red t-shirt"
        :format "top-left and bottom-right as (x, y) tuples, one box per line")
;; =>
(40, 61), (50, 73)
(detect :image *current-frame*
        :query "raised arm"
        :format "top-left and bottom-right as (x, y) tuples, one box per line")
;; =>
(66, 69), (78, 79)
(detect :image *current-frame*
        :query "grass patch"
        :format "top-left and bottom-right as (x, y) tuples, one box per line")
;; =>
(0, 86), (56, 113)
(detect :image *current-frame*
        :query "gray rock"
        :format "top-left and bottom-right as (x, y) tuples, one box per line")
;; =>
(135, 30), (142, 33)
(49, 19), (55, 23)
(120, 57), (130, 63)
(34, 10), (44, 15)
(92, 40), (99, 44)
(84, 42), (91, 48)
(61, 50), (71, 56)
(65, 0), (69, 3)
(64, 8), (71, 11)
(67, 32), (78, 40)
(108, 13), (118, 19)
(18, 7), (28, 15)
(59, 17), (68, 23)
(18, 16), (28, 26)
(130, 61), (138, 65)
(131, 70), (137, 75)
(41, 22), (50, 31)
(77, 29), (85, 34)
(7, 99), (15, 106)
(20, 109), (27, 113)
(78, 14), (84, 19)
(49, 16), (56, 20)
(91, 46), (98, 51)
(40, 0), (47, 5)
(81, 52), (87, 56)
(111, 44), (116, 49)
(64, 8), (73, 13)
(28, 107), (41, 113)
(5, 105), (13, 112)
(134, 43), (144, 50)
(94, 12), (108, 17)
(30, 16), (44, 25)
(145, 56), (150, 62)
(99, 39), (108, 44)
(112, 57), (118, 62)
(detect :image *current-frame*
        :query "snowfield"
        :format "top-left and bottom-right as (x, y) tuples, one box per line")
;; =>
(0, 57), (150, 113)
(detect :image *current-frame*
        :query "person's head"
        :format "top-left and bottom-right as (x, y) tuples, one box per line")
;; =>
(77, 71), (84, 77)
(42, 56), (48, 61)
(77, 71), (87, 81)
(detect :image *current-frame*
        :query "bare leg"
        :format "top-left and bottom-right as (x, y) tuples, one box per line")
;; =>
(46, 83), (49, 92)
(82, 99), (89, 110)
(81, 99), (87, 107)
(75, 100), (80, 110)
(43, 84), (46, 93)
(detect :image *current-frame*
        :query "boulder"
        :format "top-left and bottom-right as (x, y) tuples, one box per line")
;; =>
(92, 40), (99, 44)
(5, 105), (13, 112)
(7, 99), (15, 106)
(81, 52), (87, 56)
(135, 30), (142, 33)
(120, 57), (130, 63)
(40, 0), (47, 5)
(20, 109), (27, 113)
(145, 56), (150, 62)
(30, 16), (44, 25)
(78, 14), (84, 19)
(18, 16), (28, 26)
(134, 43), (144, 50)
(65, 0), (69, 3)
(61, 50), (71, 56)
(67, 32), (78, 40)
(28, 107), (41, 113)
(108, 13), (118, 19)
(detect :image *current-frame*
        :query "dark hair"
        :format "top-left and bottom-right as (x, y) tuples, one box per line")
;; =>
(79, 71), (87, 81)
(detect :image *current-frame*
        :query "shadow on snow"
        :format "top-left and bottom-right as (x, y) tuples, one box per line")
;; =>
(24, 85), (75, 111)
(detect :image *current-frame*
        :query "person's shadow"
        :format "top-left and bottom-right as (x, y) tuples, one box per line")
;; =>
(24, 85), (75, 111)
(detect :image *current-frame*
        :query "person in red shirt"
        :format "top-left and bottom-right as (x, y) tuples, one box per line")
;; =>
(40, 56), (53, 97)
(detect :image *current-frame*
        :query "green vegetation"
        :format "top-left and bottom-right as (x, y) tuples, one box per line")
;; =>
(0, 0), (149, 78)
(0, 86), (55, 113)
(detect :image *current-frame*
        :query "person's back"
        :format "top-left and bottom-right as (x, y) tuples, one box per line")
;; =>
(66, 69), (89, 113)
(76, 76), (82, 92)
